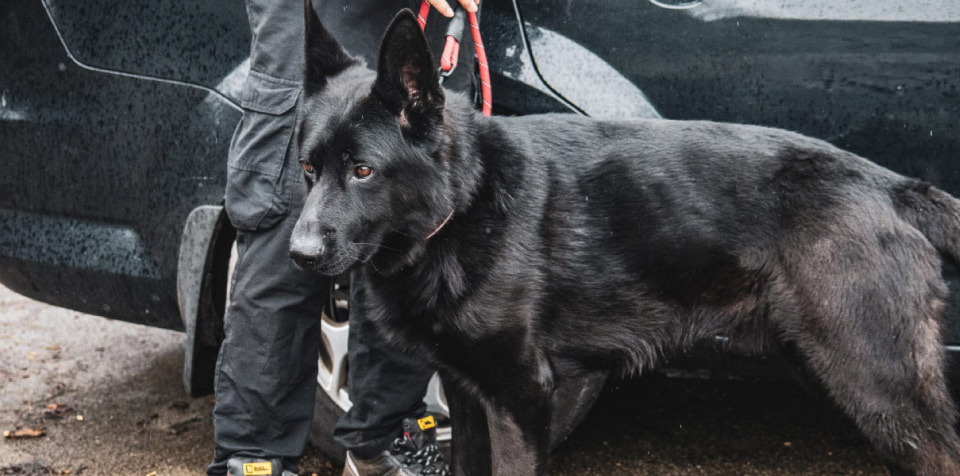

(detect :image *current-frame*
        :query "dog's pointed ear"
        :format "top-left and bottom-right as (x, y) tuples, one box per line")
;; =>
(374, 9), (444, 135)
(304, 0), (355, 91)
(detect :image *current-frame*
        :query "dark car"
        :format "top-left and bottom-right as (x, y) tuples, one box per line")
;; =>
(2, 0), (959, 464)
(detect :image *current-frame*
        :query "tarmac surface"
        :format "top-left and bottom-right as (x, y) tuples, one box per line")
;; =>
(1, 284), (889, 476)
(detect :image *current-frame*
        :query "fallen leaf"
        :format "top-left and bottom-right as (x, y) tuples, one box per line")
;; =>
(44, 404), (73, 419)
(136, 413), (159, 427)
(1, 463), (54, 474)
(47, 383), (67, 400)
(3, 427), (47, 439)
(168, 416), (201, 435)
(145, 472), (157, 476)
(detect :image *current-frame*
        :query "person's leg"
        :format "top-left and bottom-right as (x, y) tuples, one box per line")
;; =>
(209, 0), (323, 473)
(333, 270), (435, 459)
(208, 210), (328, 475)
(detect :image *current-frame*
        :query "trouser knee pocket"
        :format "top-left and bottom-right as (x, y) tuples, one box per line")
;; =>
(225, 70), (301, 231)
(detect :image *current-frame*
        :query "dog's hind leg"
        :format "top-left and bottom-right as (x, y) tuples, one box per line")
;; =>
(793, 328), (960, 475)
(780, 223), (960, 475)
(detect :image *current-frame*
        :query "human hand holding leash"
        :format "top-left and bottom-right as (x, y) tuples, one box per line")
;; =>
(425, 0), (478, 17)
(417, 0), (492, 115)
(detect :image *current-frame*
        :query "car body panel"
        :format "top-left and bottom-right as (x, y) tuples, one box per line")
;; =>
(0, 0), (241, 329)
(43, 0), (249, 101)
(517, 0), (960, 189)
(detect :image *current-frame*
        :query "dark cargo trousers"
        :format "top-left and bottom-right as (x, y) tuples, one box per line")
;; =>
(207, 0), (463, 473)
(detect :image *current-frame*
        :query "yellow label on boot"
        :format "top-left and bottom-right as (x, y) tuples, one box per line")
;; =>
(417, 415), (436, 431)
(243, 462), (272, 476)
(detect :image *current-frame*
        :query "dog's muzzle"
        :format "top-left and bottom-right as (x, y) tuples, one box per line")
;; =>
(289, 220), (333, 269)
(289, 235), (325, 269)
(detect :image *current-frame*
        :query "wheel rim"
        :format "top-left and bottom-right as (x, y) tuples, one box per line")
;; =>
(318, 278), (452, 442)
(317, 312), (352, 409)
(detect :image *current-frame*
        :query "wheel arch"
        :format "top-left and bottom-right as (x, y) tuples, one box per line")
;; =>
(177, 204), (236, 397)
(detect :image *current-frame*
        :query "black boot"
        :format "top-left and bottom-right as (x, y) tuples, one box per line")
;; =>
(342, 416), (450, 476)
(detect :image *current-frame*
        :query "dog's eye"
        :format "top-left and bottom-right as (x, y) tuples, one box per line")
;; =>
(302, 162), (314, 174)
(354, 165), (373, 179)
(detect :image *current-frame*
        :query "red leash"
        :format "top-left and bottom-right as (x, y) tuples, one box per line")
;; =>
(417, 1), (492, 117)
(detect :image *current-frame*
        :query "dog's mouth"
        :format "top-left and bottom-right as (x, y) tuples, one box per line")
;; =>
(290, 226), (422, 276)
(291, 248), (357, 276)
(289, 235), (359, 276)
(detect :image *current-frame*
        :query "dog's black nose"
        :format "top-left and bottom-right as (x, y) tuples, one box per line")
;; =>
(290, 250), (320, 269)
(289, 235), (325, 269)
(290, 218), (334, 269)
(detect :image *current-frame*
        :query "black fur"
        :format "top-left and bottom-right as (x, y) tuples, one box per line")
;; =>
(291, 6), (960, 475)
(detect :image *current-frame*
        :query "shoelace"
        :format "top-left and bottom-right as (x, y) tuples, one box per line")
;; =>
(390, 438), (450, 476)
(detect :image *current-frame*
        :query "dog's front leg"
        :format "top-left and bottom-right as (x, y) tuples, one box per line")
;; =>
(446, 379), (492, 476)
(483, 394), (551, 476)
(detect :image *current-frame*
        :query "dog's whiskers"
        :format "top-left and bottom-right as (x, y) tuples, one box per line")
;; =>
(389, 228), (415, 238)
(353, 242), (402, 253)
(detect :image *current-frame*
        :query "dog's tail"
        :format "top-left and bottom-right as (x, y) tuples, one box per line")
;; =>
(893, 179), (960, 267)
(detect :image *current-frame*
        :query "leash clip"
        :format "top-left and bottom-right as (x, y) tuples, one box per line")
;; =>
(438, 66), (454, 85)
(418, 1), (492, 116)
(437, 6), (467, 85)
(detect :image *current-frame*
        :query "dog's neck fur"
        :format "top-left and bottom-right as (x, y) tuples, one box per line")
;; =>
(436, 93), (487, 218)
(366, 92), (530, 331)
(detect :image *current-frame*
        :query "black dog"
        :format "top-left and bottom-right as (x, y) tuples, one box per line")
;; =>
(290, 5), (960, 475)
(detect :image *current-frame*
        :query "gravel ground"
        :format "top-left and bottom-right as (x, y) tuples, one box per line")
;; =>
(1, 284), (889, 476)
(551, 378), (886, 476)
(0, 285), (333, 476)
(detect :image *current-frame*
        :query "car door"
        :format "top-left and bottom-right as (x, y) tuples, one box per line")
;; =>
(0, 0), (247, 329)
(517, 0), (960, 185)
